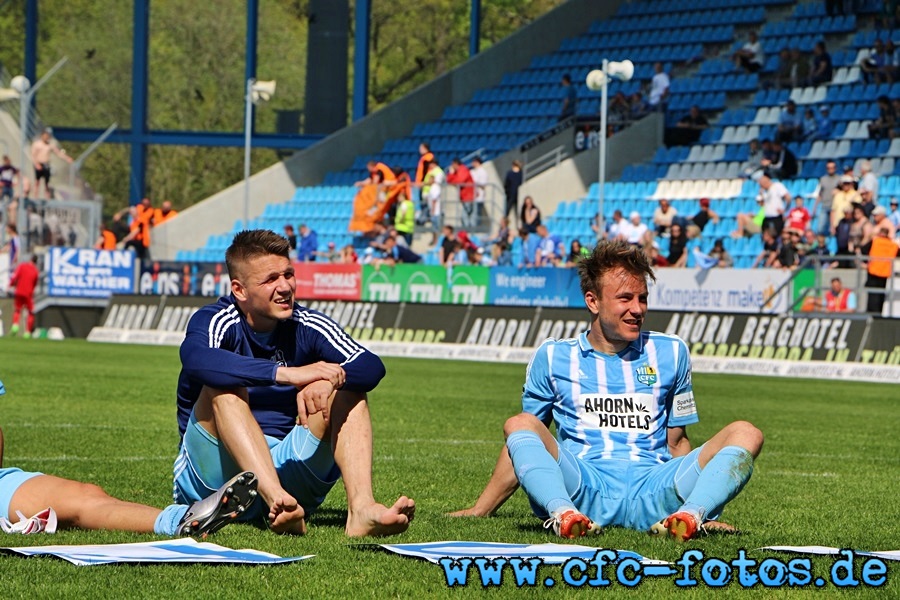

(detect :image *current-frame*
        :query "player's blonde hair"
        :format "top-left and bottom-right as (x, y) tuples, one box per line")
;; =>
(226, 229), (291, 280)
(577, 240), (656, 297)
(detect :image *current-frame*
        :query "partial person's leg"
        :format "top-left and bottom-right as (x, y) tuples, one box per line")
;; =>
(655, 421), (763, 540)
(312, 390), (415, 537)
(10, 474), (163, 533)
(504, 413), (598, 537)
(24, 296), (35, 334)
(191, 385), (305, 533)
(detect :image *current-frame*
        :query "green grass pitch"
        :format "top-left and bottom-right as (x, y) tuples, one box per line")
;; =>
(0, 338), (897, 598)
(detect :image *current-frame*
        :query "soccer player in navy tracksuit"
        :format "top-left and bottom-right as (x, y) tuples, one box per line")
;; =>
(173, 229), (414, 536)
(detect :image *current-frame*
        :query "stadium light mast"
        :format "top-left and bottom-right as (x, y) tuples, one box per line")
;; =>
(586, 59), (633, 240)
(243, 78), (276, 229)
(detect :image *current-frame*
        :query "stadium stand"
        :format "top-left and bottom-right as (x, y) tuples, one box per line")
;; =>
(183, 0), (893, 272)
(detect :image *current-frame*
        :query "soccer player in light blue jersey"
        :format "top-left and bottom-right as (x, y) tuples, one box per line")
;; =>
(451, 240), (763, 541)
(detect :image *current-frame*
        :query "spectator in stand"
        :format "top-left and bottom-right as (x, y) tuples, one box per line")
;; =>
(2, 223), (20, 267)
(378, 236), (422, 265)
(830, 175), (862, 234)
(860, 38), (890, 84)
(119, 199), (153, 261)
(801, 108), (819, 141)
(283, 224), (298, 255)
(872, 205), (896, 240)
(666, 223), (689, 267)
(394, 192), (416, 245)
(791, 47), (811, 88)
(607, 91), (631, 132)
(648, 62), (670, 111)
(673, 105), (709, 145)
(645, 240), (669, 267)
(868, 95), (895, 139)
(503, 160), (523, 225)
(425, 159), (445, 244)
(806, 41), (833, 86)
(438, 225), (458, 266)
(885, 40), (900, 83)
(356, 160), (395, 188)
(619, 211), (650, 247)
(857, 160), (879, 217)
(446, 158), (475, 228)
(594, 209), (624, 241)
(296, 223), (318, 262)
(785, 195), (811, 233)
(773, 229), (798, 269)
(8, 254), (38, 337)
(489, 217), (513, 266)
(865, 225), (900, 314)
(565, 239), (590, 267)
(708, 238), (734, 268)
(762, 139), (798, 180)
(470, 156), (488, 220)
(415, 142), (435, 220)
(520, 196), (542, 235)
(773, 48), (793, 89)
(833, 204), (854, 267)
(340, 244), (358, 264)
(0, 155), (19, 203)
(518, 228), (539, 268)
(733, 196), (764, 238)
(629, 92), (649, 119)
(559, 74), (577, 121)
(752, 227), (780, 268)
(652, 198), (678, 238)
(888, 197), (900, 230)
(686, 197), (720, 239)
(733, 31), (765, 73)
(154, 201), (178, 225)
(815, 105), (833, 140)
(824, 277), (857, 313)
(94, 221), (117, 250)
(807, 231), (837, 268)
(741, 138), (765, 175)
(776, 100), (803, 143)
(756, 171), (790, 235)
(30, 129), (73, 200)
(313, 241), (341, 263)
(534, 224), (560, 267)
(849, 203), (874, 257)
(813, 160), (840, 235)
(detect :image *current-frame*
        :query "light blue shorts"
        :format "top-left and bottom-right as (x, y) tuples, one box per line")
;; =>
(0, 468), (42, 520)
(173, 412), (341, 522)
(534, 443), (714, 532)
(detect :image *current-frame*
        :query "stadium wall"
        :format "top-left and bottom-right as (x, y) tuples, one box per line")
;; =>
(150, 0), (627, 260)
(86, 296), (900, 384)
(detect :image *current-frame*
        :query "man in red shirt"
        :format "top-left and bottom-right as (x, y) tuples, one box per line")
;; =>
(446, 158), (475, 228)
(785, 195), (811, 234)
(9, 254), (39, 337)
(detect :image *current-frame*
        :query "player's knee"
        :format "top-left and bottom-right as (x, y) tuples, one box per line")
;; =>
(729, 420), (764, 456)
(503, 413), (542, 438)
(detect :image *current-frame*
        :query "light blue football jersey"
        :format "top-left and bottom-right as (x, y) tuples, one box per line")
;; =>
(522, 330), (698, 464)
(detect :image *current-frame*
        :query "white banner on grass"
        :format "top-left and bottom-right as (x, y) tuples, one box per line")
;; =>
(761, 546), (900, 562)
(0, 537), (313, 566)
(378, 541), (668, 566)
(649, 269), (792, 314)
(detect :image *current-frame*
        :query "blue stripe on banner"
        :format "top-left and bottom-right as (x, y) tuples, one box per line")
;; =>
(377, 541), (667, 566)
(0, 539), (313, 566)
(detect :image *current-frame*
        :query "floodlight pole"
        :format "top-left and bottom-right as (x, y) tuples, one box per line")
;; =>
(244, 77), (254, 230)
(69, 122), (118, 188)
(598, 58), (609, 242)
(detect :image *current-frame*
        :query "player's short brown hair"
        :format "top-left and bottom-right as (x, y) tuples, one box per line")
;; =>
(577, 240), (656, 297)
(226, 229), (291, 280)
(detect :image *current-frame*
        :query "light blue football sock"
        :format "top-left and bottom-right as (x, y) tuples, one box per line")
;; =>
(154, 504), (189, 536)
(506, 430), (574, 516)
(679, 446), (754, 520)
(0, 380), (5, 395)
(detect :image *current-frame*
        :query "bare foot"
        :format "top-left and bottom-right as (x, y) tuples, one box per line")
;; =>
(345, 496), (416, 537)
(268, 494), (307, 535)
